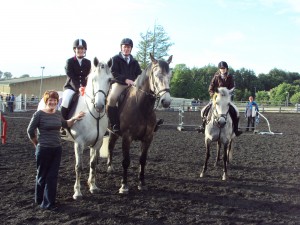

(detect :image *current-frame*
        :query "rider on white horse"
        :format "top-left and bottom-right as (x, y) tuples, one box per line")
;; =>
(197, 61), (243, 137)
(61, 39), (91, 120)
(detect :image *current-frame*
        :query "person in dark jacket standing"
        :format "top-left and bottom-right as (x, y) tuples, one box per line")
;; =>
(245, 96), (259, 131)
(27, 90), (85, 211)
(107, 38), (142, 133)
(197, 61), (242, 136)
(61, 39), (91, 119)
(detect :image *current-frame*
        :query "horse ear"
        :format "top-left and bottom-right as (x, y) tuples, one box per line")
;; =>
(228, 87), (235, 94)
(93, 57), (99, 67)
(167, 55), (173, 64)
(149, 53), (158, 64)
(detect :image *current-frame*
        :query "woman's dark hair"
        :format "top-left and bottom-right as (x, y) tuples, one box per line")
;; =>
(43, 90), (59, 104)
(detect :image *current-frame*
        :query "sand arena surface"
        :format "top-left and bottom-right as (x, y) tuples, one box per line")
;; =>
(1, 111), (300, 224)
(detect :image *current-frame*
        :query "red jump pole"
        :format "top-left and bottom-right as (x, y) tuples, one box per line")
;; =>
(1, 111), (7, 144)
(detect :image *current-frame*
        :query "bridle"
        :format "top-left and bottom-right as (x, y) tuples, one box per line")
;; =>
(84, 66), (110, 147)
(134, 63), (170, 109)
(212, 106), (229, 129)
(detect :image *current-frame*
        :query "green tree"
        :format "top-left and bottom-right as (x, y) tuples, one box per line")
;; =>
(255, 91), (270, 103)
(136, 31), (152, 69)
(20, 74), (30, 78)
(234, 68), (258, 98)
(136, 24), (173, 69)
(0, 70), (3, 79)
(3, 72), (13, 79)
(269, 83), (300, 105)
(170, 64), (193, 98)
(290, 92), (300, 104)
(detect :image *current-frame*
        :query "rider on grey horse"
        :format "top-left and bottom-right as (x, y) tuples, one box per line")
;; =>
(61, 39), (91, 120)
(197, 61), (243, 137)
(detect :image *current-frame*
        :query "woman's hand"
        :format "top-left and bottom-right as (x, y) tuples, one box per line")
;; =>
(72, 111), (85, 122)
(68, 111), (85, 127)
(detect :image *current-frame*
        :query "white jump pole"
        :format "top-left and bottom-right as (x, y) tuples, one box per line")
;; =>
(258, 112), (283, 135)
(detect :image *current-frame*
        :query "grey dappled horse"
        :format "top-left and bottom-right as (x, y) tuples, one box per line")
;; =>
(200, 87), (236, 180)
(106, 54), (172, 194)
(62, 58), (113, 199)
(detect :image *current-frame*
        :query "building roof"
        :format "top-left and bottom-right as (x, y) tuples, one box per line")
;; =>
(0, 75), (66, 84)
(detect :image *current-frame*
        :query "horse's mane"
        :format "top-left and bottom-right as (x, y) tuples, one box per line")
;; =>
(134, 59), (170, 89)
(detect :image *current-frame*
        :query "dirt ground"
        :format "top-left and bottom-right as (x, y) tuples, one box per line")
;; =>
(1, 110), (300, 225)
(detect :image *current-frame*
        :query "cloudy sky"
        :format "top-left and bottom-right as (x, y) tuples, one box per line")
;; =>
(0, 0), (299, 78)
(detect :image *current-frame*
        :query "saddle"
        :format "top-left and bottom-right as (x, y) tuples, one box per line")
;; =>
(117, 87), (131, 108)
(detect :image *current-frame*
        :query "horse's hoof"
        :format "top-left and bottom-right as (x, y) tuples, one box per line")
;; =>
(222, 174), (227, 181)
(90, 187), (100, 194)
(73, 194), (83, 200)
(107, 165), (114, 173)
(138, 184), (148, 191)
(200, 172), (204, 178)
(119, 185), (129, 194)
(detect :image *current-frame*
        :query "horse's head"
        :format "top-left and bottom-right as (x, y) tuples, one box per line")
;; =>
(85, 57), (113, 112)
(149, 53), (172, 108)
(213, 87), (232, 128)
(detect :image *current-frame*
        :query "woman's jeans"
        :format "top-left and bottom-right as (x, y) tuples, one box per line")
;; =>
(35, 145), (62, 209)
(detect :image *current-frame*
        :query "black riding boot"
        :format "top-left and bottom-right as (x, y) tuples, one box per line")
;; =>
(61, 106), (68, 120)
(229, 105), (243, 137)
(196, 118), (206, 133)
(154, 118), (164, 132)
(107, 106), (120, 134)
(60, 107), (69, 136)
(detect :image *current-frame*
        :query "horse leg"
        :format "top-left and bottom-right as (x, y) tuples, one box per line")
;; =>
(88, 146), (100, 194)
(222, 143), (228, 181)
(138, 140), (152, 191)
(227, 139), (233, 164)
(73, 142), (84, 200)
(107, 133), (118, 173)
(214, 140), (221, 167)
(200, 139), (211, 178)
(119, 137), (131, 194)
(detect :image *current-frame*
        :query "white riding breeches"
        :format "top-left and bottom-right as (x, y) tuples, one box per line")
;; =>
(61, 89), (75, 108)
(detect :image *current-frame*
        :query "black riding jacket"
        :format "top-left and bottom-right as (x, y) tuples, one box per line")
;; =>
(108, 53), (142, 85)
(64, 56), (91, 91)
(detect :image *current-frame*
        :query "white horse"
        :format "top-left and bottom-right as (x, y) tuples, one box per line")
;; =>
(200, 87), (236, 181)
(38, 57), (113, 199)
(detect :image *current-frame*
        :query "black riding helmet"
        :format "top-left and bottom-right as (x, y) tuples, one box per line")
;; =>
(120, 38), (133, 48)
(218, 61), (228, 69)
(73, 39), (87, 50)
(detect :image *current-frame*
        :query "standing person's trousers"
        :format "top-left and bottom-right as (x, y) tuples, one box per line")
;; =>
(35, 145), (62, 209)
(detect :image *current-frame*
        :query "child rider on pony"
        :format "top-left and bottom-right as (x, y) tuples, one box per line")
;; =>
(197, 61), (243, 137)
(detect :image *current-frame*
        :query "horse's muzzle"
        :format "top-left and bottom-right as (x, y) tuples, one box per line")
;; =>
(217, 117), (227, 128)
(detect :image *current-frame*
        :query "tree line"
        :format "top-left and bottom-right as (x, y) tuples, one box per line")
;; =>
(170, 64), (300, 104)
